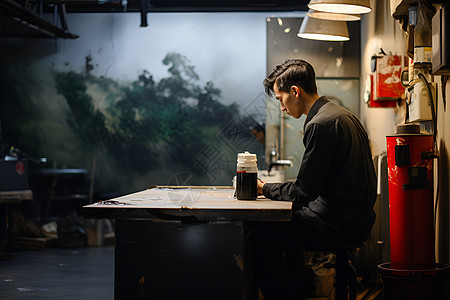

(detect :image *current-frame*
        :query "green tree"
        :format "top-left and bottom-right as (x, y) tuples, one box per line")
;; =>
(46, 52), (253, 191)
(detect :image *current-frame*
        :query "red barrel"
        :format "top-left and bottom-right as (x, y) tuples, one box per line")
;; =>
(386, 124), (435, 270)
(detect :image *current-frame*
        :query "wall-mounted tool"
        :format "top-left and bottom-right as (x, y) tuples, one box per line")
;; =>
(366, 54), (406, 108)
(373, 55), (407, 101)
(403, 2), (437, 123)
(432, 4), (450, 75)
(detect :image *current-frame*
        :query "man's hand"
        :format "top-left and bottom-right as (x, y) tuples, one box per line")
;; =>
(257, 179), (265, 196)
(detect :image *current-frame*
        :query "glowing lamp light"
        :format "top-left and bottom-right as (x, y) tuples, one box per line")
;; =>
(306, 9), (361, 21)
(308, 0), (372, 15)
(297, 16), (350, 42)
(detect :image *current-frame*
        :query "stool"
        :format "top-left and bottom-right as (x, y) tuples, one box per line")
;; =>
(305, 243), (363, 300)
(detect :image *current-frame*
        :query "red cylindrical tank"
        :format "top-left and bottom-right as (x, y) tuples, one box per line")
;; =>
(386, 124), (435, 270)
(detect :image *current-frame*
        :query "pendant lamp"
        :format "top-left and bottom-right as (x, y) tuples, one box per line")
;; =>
(307, 9), (361, 21)
(297, 16), (349, 41)
(308, 0), (372, 15)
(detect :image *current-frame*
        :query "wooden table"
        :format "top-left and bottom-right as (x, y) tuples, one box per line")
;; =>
(0, 190), (33, 258)
(83, 186), (292, 300)
(30, 168), (89, 219)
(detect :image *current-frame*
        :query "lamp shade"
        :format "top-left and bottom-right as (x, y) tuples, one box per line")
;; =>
(306, 9), (361, 21)
(297, 16), (349, 41)
(308, 0), (372, 15)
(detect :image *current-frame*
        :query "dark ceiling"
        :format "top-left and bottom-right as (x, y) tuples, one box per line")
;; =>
(63, 0), (309, 13)
(0, 0), (309, 39)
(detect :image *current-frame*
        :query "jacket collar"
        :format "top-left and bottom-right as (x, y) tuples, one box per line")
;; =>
(304, 96), (329, 129)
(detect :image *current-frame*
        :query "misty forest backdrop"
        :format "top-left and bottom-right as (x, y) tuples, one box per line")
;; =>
(0, 52), (265, 194)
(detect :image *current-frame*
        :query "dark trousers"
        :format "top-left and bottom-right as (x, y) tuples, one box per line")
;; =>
(249, 208), (366, 300)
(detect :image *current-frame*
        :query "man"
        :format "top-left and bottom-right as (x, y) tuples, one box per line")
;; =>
(250, 123), (265, 145)
(251, 59), (376, 299)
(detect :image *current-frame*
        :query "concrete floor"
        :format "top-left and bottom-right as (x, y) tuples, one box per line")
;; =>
(0, 246), (114, 300)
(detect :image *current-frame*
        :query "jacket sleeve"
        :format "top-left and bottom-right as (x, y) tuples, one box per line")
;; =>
(262, 181), (307, 204)
(262, 123), (336, 206)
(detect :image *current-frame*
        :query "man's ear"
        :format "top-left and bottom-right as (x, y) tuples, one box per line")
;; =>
(290, 85), (301, 98)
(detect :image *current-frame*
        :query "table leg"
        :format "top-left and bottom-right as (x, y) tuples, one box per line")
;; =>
(6, 204), (15, 253)
(243, 221), (259, 300)
(0, 204), (7, 258)
(0, 203), (17, 260)
(114, 219), (244, 299)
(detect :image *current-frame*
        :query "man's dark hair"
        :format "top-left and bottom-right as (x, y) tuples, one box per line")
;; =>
(263, 59), (317, 96)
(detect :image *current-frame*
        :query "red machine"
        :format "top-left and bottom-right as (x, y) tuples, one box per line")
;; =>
(386, 124), (435, 270)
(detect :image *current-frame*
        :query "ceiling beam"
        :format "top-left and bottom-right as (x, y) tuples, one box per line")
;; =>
(28, 0), (308, 13)
(0, 0), (79, 38)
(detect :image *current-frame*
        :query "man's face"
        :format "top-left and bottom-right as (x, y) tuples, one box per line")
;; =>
(273, 82), (303, 119)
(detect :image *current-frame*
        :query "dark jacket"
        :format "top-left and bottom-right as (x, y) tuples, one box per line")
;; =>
(263, 97), (377, 243)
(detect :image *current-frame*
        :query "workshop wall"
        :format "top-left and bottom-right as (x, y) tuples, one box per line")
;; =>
(266, 16), (361, 181)
(360, 0), (450, 264)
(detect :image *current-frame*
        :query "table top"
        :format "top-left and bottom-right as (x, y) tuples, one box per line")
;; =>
(0, 189), (33, 204)
(83, 186), (292, 222)
(30, 168), (89, 177)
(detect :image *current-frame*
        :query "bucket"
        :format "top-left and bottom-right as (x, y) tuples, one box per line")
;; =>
(378, 262), (450, 300)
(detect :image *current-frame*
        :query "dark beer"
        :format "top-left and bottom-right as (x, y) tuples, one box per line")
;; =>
(236, 172), (257, 200)
(236, 151), (258, 200)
